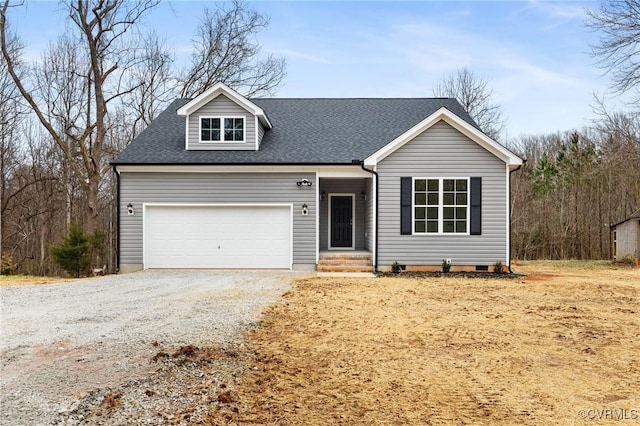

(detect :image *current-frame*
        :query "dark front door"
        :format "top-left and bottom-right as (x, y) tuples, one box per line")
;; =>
(331, 196), (353, 248)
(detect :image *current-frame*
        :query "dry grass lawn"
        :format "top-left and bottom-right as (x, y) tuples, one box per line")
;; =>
(0, 275), (76, 286)
(212, 262), (639, 425)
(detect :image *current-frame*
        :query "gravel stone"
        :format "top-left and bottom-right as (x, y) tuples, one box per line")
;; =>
(0, 270), (298, 425)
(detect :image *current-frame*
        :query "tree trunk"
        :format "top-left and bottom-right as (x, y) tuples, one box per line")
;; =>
(86, 174), (100, 234)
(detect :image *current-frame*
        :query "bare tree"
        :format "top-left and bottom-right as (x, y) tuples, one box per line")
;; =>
(34, 34), (91, 231)
(180, 0), (286, 98)
(2, 122), (65, 274)
(587, 0), (640, 98)
(433, 68), (505, 140)
(1, 0), (289, 276)
(124, 32), (175, 139)
(0, 22), (24, 268)
(0, 0), (160, 234)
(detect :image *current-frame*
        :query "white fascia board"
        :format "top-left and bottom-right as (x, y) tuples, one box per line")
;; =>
(255, 116), (259, 151)
(184, 113), (189, 150)
(316, 169), (371, 178)
(440, 114), (523, 170)
(115, 165), (370, 175)
(176, 82), (272, 129)
(364, 107), (523, 169)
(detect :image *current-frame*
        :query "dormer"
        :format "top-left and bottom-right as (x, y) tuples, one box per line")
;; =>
(177, 82), (272, 151)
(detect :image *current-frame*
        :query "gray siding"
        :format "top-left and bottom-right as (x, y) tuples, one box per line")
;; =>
(319, 179), (367, 250)
(187, 94), (256, 150)
(613, 220), (640, 260)
(377, 120), (508, 267)
(119, 172), (316, 268)
(364, 178), (374, 252)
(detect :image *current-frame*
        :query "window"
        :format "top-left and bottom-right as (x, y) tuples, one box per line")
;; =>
(200, 118), (220, 141)
(414, 178), (469, 234)
(200, 117), (244, 142)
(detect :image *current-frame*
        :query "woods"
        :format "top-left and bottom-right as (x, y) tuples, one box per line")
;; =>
(0, 0), (285, 275)
(435, 72), (640, 260)
(0, 1), (639, 276)
(511, 116), (640, 260)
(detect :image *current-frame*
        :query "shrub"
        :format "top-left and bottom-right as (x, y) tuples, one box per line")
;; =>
(493, 260), (505, 274)
(612, 256), (635, 267)
(391, 261), (401, 273)
(441, 259), (451, 273)
(50, 222), (91, 278)
(1, 254), (16, 275)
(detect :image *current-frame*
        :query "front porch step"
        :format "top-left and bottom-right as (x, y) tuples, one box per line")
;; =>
(318, 258), (372, 266)
(318, 252), (373, 273)
(317, 265), (374, 273)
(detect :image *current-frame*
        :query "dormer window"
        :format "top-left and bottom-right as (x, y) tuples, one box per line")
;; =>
(200, 117), (244, 142)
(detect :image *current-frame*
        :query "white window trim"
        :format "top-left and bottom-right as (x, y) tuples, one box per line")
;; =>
(412, 177), (470, 236)
(199, 116), (246, 143)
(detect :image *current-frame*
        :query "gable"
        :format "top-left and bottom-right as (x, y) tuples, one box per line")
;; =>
(177, 82), (271, 128)
(199, 93), (255, 116)
(177, 82), (271, 152)
(365, 107), (523, 170)
(380, 120), (505, 172)
(185, 93), (258, 151)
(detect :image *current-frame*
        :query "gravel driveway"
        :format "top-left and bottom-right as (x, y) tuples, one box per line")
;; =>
(0, 270), (296, 425)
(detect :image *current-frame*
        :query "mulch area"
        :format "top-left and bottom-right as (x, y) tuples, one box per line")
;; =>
(381, 271), (521, 279)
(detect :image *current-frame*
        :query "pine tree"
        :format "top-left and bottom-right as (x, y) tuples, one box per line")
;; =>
(50, 222), (91, 278)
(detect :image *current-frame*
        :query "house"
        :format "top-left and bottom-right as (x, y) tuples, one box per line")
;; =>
(111, 83), (523, 273)
(610, 210), (640, 261)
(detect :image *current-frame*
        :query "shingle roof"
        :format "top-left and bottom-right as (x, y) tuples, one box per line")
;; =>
(112, 97), (479, 165)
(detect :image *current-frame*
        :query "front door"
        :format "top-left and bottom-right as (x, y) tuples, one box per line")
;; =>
(330, 195), (353, 248)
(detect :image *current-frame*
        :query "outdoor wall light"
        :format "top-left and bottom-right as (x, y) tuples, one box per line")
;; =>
(301, 203), (309, 216)
(321, 191), (326, 201)
(127, 203), (135, 215)
(297, 178), (312, 187)
(360, 191), (367, 200)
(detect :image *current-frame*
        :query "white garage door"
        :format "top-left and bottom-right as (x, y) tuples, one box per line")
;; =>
(144, 205), (292, 269)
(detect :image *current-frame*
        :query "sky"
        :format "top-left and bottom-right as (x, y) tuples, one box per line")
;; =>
(6, 0), (631, 139)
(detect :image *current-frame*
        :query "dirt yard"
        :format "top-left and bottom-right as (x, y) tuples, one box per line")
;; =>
(212, 262), (640, 425)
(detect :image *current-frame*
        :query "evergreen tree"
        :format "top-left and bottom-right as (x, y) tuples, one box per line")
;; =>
(50, 222), (91, 278)
(532, 152), (558, 198)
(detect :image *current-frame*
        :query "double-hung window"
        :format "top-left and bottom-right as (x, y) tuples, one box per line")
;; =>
(414, 178), (469, 234)
(200, 117), (244, 142)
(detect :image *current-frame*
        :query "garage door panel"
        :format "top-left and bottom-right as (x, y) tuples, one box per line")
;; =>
(144, 205), (291, 269)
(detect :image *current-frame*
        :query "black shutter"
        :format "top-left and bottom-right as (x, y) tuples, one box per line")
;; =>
(400, 177), (412, 235)
(470, 177), (482, 235)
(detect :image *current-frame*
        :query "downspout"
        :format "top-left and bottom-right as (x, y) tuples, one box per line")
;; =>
(356, 160), (379, 273)
(508, 162), (524, 274)
(113, 165), (120, 273)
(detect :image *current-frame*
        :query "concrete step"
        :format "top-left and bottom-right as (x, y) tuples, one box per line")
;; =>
(319, 253), (372, 259)
(318, 253), (373, 273)
(318, 259), (373, 266)
(317, 265), (374, 273)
